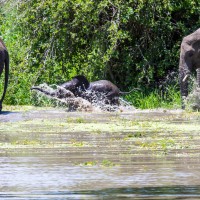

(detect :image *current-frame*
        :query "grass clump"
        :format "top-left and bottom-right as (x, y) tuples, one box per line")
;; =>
(79, 160), (116, 167)
(11, 139), (42, 146)
(126, 85), (181, 109)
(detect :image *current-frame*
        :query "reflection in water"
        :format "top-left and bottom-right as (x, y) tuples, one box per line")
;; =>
(1, 156), (200, 199)
(2, 186), (200, 200)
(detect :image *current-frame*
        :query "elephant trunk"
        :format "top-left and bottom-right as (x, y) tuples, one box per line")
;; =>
(1, 52), (9, 103)
(31, 85), (75, 99)
(31, 86), (56, 96)
(196, 68), (200, 87)
(179, 40), (192, 100)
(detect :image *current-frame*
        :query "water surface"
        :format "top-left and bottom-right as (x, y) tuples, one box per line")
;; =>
(0, 107), (200, 199)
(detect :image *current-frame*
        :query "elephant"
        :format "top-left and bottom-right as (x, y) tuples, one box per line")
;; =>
(60, 75), (136, 105)
(179, 28), (200, 108)
(31, 75), (137, 110)
(0, 38), (9, 112)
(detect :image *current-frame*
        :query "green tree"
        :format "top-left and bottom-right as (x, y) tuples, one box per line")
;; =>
(1, 0), (200, 106)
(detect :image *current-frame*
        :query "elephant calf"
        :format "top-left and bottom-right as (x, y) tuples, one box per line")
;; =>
(31, 75), (136, 109)
(60, 75), (135, 105)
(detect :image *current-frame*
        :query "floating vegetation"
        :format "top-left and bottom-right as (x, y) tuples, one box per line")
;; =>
(1, 106), (200, 161)
(78, 160), (116, 167)
(70, 139), (90, 147)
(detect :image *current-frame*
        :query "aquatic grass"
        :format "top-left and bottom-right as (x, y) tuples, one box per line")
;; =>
(140, 138), (176, 154)
(11, 139), (42, 145)
(124, 132), (147, 140)
(2, 106), (200, 159)
(76, 118), (86, 123)
(80, 161), (98, 166)
(78, 160), (116, 167)
(2, 113), (200, 135)
(101, 160), (116, 167)
(70, 139), (89, 147)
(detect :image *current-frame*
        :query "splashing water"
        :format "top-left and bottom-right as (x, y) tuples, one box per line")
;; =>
(31, 83), (135, 112)
(185, 83), (200, 111)
(31, 83), (93, 111)
(158, 71), (200, 111)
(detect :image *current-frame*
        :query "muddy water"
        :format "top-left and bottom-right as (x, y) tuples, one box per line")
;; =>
(1, 107), (200, 199)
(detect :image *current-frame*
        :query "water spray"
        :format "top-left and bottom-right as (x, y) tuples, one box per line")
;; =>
(196, 68), (200, 87)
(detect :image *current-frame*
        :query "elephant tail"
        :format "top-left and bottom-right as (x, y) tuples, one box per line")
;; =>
(119, 88), (141, 95)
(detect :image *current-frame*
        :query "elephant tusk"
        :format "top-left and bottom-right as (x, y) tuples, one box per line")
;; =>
(182, 74), (189, 82)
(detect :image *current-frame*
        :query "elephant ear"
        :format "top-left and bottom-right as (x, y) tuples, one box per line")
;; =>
(73, 75), (90, 90)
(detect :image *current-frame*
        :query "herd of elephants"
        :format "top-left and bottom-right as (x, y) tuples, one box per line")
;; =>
(1, 28), (200, 111)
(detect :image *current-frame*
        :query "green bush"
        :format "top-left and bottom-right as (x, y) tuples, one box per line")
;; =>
(0, 0), (200, 107)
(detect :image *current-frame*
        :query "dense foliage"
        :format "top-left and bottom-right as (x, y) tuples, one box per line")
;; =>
(0, 0), (200, 107)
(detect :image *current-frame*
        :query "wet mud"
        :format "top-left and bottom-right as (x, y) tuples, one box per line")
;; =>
(0, 106), (200, 199)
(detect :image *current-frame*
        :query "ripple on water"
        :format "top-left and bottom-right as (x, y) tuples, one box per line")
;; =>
(1, 108), (200, 199)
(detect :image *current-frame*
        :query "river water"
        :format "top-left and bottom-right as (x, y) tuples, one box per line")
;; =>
(0, 108), (200, 199)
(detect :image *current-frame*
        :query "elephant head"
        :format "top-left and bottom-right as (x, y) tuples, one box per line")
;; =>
(60, 75), (90, 96)
(0, 39), (9, 111)
(179, 28), (200, 108)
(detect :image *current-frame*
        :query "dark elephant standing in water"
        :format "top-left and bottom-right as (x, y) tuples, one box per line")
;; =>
(179, 28), (200, 108)
(0, 38), (9, 112)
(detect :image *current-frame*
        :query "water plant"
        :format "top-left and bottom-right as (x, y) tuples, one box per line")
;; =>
(78, 160), (116, 167)
(76, 118), (86, 123)
(101, 160), (116, 167)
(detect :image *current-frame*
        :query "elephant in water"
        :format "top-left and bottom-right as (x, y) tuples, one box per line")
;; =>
(31, 75), (136, 110)
(0, 38), (9, 112)
(179, 28), (200, 108)
(60, 75), (136, 105)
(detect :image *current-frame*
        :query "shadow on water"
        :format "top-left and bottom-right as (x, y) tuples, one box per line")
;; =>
(0, 111), (13, 115)
(49, 185), (200, 199)
(1, 186), (200, 199)
(0, 111), (23, 122)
